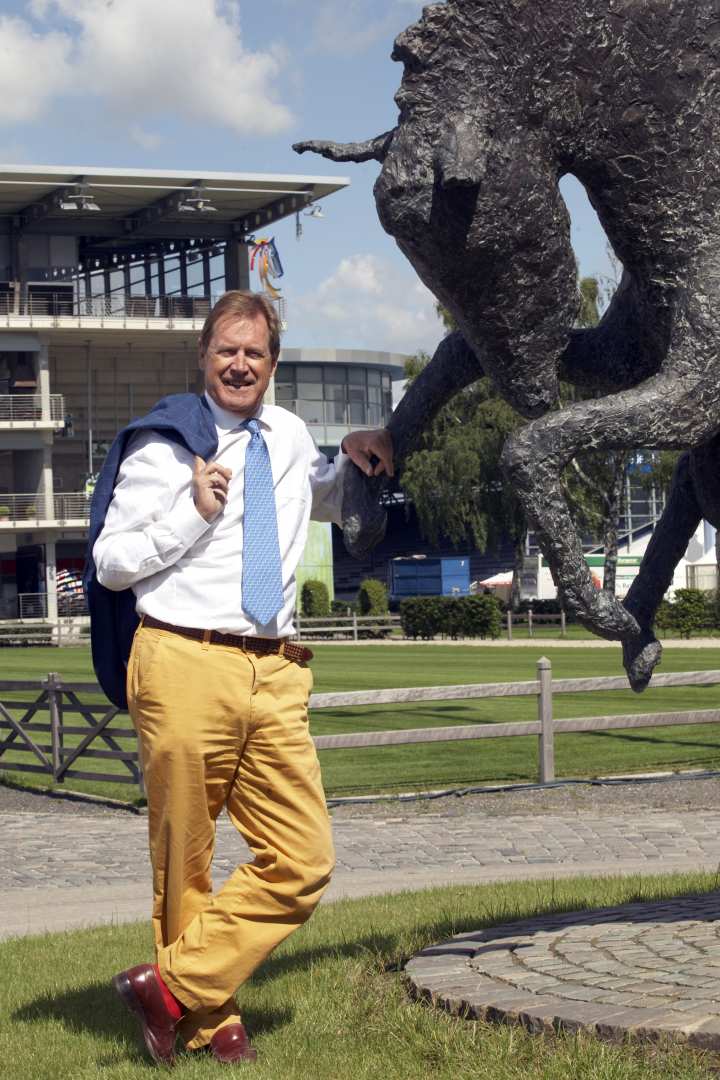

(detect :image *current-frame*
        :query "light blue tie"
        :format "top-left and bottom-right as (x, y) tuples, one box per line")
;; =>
(242, 419), (284, 625)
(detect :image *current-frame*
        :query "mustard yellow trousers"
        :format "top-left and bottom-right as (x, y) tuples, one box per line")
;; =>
(127, 623), (334, 1049)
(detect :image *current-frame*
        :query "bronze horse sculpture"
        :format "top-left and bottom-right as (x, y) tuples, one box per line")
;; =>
(295, 0), (720, 690)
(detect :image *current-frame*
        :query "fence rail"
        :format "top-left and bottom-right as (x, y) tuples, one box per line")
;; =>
(1, 662), (719, 794)
(295, 613), (401, 640)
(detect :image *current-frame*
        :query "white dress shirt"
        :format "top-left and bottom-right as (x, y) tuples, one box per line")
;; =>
(93, 393), (348, 638)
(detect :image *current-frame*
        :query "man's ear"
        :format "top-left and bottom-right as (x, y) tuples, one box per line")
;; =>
(198, 344), (206, 372)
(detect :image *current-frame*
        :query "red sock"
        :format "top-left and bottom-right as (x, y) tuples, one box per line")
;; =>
(153, 965), (185, 1020)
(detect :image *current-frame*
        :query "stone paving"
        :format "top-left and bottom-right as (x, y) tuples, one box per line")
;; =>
(5, 806), (720, 891)
(406, 893), (720, 1050)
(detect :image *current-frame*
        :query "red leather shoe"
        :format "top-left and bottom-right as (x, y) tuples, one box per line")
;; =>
(113, 963), (184, 1066)
(210, 1024), (258, 1064)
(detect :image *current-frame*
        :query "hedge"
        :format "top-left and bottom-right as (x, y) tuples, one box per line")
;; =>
(300, 579), (330, 618)
(654, 587), (713, 638)
(400, 595), (502, 640)
(358, 578), (389, 615)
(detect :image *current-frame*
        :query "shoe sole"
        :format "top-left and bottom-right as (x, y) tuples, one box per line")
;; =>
(113, 971), (176, 1067)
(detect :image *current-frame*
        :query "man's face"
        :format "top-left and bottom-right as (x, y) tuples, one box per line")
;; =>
(199, 312), (277, 418)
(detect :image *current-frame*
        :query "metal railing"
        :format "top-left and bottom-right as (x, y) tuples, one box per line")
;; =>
(17, 593), (47, 619)
(0, 492), (89, 524)
(54, 492), (90, 522)
(0, 292), (287, 329)
(1, 662), (719, 796)
(0, 394), (64, 424)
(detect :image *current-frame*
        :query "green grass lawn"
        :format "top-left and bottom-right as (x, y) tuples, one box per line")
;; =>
(2, 874), (718, 1080)
(1, 643), (719, 803)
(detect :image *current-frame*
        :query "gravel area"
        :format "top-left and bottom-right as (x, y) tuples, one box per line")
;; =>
(3, 772), (720, 822)
(328, 774), (720, 820)
(0, 780), (138, 817)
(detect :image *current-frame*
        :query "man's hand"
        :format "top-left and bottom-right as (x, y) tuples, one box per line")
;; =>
(341, 429), (394, 478)
(193, 456), (232, 521)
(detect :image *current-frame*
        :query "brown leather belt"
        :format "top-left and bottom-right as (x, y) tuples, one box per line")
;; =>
(141, 615), (313, 664)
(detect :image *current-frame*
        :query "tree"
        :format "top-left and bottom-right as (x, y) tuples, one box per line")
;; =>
(401, 348), (528, 608)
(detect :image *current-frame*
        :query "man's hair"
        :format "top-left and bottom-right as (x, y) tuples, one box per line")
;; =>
(198, 290), (282, 363)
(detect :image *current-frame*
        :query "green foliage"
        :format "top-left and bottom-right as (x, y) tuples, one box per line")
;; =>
(300, 578), (330, 618)
(576, 276), (601, 327)
(654, 588), (712, 638)
(400, 595), (502, 640)
(358, 578), (389, 616)
(331, 599), (358, 615)
(401, 366), (525, 552)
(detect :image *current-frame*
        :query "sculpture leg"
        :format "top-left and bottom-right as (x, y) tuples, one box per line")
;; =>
(501, 366), (718, 650)
(620, 452), (701, 690)
(341, 332), (483, 557)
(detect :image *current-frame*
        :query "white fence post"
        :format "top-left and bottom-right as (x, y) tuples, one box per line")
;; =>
(537, 656), (554, 783)
(353, 612), (358, 642)
(506, 609), (513, 641)
(560, 610), (567, 638)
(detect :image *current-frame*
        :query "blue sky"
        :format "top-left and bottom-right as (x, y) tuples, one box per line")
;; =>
(0, 0), (614, 354)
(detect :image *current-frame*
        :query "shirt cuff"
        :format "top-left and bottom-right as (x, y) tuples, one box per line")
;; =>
(334, 449), (350, 475)
(166, 494), (214, 547)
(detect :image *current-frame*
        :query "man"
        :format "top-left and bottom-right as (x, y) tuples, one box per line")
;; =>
(91, 290), (393, 1066)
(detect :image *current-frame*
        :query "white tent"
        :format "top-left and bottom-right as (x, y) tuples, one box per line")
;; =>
(474, 571), (514, 589)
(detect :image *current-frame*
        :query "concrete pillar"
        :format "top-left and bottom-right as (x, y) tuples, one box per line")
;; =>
(41, 436), (54, 519)
(45, 535), (58, 623)
(224, 238), (250, 292)
(36, 338), (50, 420)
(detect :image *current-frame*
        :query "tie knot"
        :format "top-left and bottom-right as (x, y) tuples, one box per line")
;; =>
(245, 418), (260, 436)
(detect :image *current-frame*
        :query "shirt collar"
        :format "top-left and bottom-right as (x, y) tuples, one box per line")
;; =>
(203, 392), (272, 433)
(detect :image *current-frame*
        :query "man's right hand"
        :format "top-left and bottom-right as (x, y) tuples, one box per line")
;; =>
(193, 456), (232, 521)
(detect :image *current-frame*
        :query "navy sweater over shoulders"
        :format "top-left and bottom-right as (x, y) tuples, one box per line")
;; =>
(83, 393), (218, 709)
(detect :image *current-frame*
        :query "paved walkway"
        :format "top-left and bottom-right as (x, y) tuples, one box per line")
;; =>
(3, 800), (720, 940)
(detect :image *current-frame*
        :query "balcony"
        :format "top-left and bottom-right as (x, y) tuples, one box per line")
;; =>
(0, 292), (287, 332)
(0, 492), (89, 528)
(0, 394), (65, 430)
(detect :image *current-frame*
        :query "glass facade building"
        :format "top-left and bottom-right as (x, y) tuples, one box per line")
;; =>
(275, 348), (406, 453)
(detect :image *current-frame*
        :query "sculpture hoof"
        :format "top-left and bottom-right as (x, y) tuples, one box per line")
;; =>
(341, 466), (389, 560)
(622, 631), (663, 693)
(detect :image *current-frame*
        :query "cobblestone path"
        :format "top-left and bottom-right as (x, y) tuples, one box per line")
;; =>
(407, 892), (720, 1050)
(3, 802), (720, 940)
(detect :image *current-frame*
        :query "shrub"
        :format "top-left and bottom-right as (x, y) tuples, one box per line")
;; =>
(655, 587), (712, 638)
(399, 595), (502, 640)
(331, 599), (358, 615)
(300, 579), (330, 618)
(358, 578), (388, 615)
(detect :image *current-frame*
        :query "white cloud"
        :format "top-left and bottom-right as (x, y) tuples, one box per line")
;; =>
(0, 1), (292, 136)
(0, 15), (72, 124)
(129, 125), (164, 151)
(318, 254), (382, 297)
(289, 252), (443, 355)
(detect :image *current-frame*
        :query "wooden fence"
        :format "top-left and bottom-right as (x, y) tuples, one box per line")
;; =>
(295, 613), (400, 639)
(1, 662), (719, 795)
